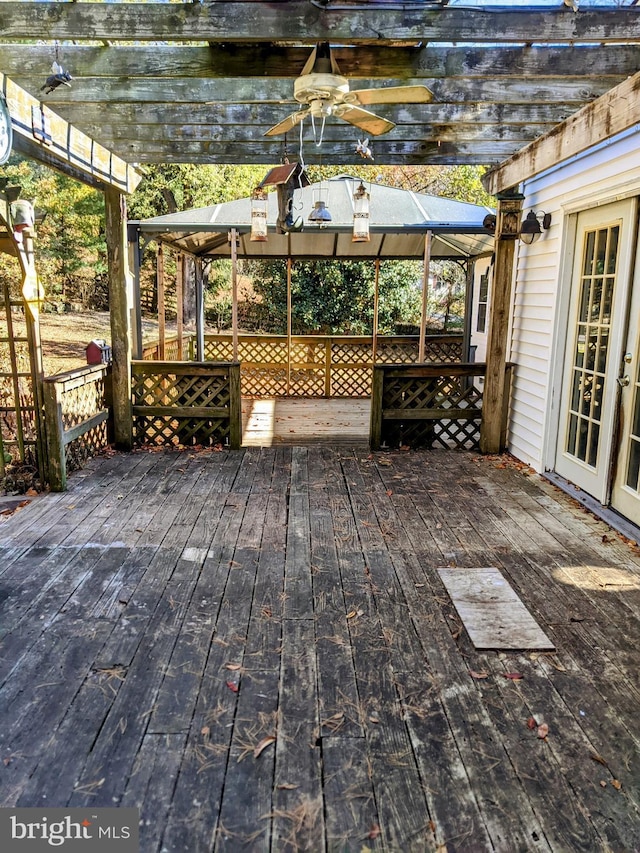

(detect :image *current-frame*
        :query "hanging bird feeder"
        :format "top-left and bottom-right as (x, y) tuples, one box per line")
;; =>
(352, 182), (370, 243)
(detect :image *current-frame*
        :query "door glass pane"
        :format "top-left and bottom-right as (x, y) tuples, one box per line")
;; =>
(625, 362), (640, 493)
(566, 224), (620, 467)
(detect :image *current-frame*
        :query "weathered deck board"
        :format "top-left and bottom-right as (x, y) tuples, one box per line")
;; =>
(1, 447), (640, 851)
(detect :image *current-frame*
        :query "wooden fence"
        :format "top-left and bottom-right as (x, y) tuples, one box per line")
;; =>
(142, 333), (464, 398)
(43, 363), (112, 491)
(141, 334), (193, 362)
(131, 361), (241, 450)
(370, 363), (512, 451)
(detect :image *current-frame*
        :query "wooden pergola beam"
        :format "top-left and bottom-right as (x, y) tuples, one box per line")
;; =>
(2, 43), (637, 80)
(1, 73), (140, 193)
(0, 4), (637, 44)
(484, 69), (640, 196)
(17, 76), (616, 106)
(93, 139), (529, 166)
(48, 101), (578, 129)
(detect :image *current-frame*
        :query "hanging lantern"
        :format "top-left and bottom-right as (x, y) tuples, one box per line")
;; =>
(352, 182), (370, 243)
(250, 187), (268, 242)
(308, 183), (332, 226)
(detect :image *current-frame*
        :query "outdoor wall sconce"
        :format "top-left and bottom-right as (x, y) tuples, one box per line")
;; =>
(250, 187), (268, 242)
(520, 210), (552, 245)
(352, 181), (370, 243)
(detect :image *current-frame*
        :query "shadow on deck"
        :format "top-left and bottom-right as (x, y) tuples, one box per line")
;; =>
(1, 447), (639, 851)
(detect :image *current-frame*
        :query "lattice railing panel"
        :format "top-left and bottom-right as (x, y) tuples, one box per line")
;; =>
(241, 339), (288, 365)
(205, 339), (234, 362)
(372, 364), (491, 451)
(135, 415), (230, 447)
(331, 367), (372, 398)
(242, 367), (288, 397)
(65, 421), (109, 472)
(60, 375), (107, 431)
(133, 372), (230, 410)
(131, 362), (241, 449)
(289, 369), (325, 397)
(331, 342), (373, 365)
(376, 342), (419, 364)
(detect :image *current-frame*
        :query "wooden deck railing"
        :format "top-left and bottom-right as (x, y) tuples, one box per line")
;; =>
(141, 334), (193, 362)
(142, 333), (463, 397)
(43, 363), (112, 491)
(131, 360), (242, 450)
(370, 362), (513, 451)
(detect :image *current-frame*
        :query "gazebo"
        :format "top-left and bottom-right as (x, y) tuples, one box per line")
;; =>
(130, 174), (494, 351)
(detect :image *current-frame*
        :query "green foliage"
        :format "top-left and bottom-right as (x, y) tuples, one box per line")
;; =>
(129, 163), (269, 219)
(0, 155), (107, 307)
(246, 258), (424, 335)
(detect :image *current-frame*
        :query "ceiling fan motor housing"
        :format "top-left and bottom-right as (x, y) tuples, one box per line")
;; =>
(294, 73), (350, 108)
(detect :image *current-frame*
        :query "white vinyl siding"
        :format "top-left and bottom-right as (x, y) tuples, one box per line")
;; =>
(506, 127), (640, 471)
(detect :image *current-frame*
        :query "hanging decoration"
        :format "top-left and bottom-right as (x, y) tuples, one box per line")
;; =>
(250, 187), (268, 242)
(41, 45), (72, 95)
(256, 161), (309, 235)
(355, 138), (374, 160)
(352, 182), (370, 242)
(308, 182), (332, 225)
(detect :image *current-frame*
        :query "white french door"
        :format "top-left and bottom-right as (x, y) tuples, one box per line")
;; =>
(555, 199), (638, 503)
(611, 222), (640, 524)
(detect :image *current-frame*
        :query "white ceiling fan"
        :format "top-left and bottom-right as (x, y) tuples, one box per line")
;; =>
(264, 43), (433, 138)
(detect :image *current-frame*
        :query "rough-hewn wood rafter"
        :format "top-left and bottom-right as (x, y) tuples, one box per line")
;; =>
(0, 2), (637, 168)
(484, 69), (640, 195)
(1, 43), (637, 80)
(0, 3), (637, 44)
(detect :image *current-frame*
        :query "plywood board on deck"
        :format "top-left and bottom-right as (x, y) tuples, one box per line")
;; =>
(437, 566), (555, 651)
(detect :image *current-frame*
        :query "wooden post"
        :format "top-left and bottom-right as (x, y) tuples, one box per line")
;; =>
(479, 190), (524, 454)
(230, 229), (239, 362)
(462, 259), (474, 362)
(105, 187), (132, 450)
(42, 379), (66, 491)
(372, 258), (380, 365)
(130, 231), (142, 359)
(157, 244), (166, 361)
(286, 257), (292, 396)
(370, 365), (384, 450)
(195, 255), (205, 362)
(176, 252), (184, 359)
(228, 362), (242, 450)
(418, 231), (433, 363)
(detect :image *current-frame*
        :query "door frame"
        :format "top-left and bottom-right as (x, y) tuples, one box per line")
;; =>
(546, 196), (639, 505)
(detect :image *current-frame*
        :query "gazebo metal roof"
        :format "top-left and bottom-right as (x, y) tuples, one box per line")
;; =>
(131, 176), (495, 261)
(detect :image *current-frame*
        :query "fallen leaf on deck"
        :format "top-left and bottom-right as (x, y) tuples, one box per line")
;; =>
(224, 663), (241, 671)
(428, 820), (436, 833)
(254, 736), (276, 758)
(600, 780), (607, 788)
(346, 610), (357, 619)
(503, 672), (523, 680)
(527, 717), (537, 730)
(611, 779), (622, 790)
(368, 823), (381, 840)
(277, 783), (298, 790)
(25, 488), (38, 497)
(537, 723), (549, 739)
(369, 715), (380, 724)
(399, 444), (411, 451)
(469, 670), (489, 679)
(386, 489), (393, 497)
(590, 753), (608, 767)
(201, 726), (210, 737)
(225, 680), (239, 693)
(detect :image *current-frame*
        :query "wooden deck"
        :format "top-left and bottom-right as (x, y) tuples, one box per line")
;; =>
(242, 398), (370, 446)
(1, 447), (640, 852)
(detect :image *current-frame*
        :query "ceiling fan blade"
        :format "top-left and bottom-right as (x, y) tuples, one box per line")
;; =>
(264, 110), (308, 137)
(333, 104), (395, 136)
(347, 85), (434, 106)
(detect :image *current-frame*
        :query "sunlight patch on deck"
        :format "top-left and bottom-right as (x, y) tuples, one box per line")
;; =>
(438, 566), (555, 651)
